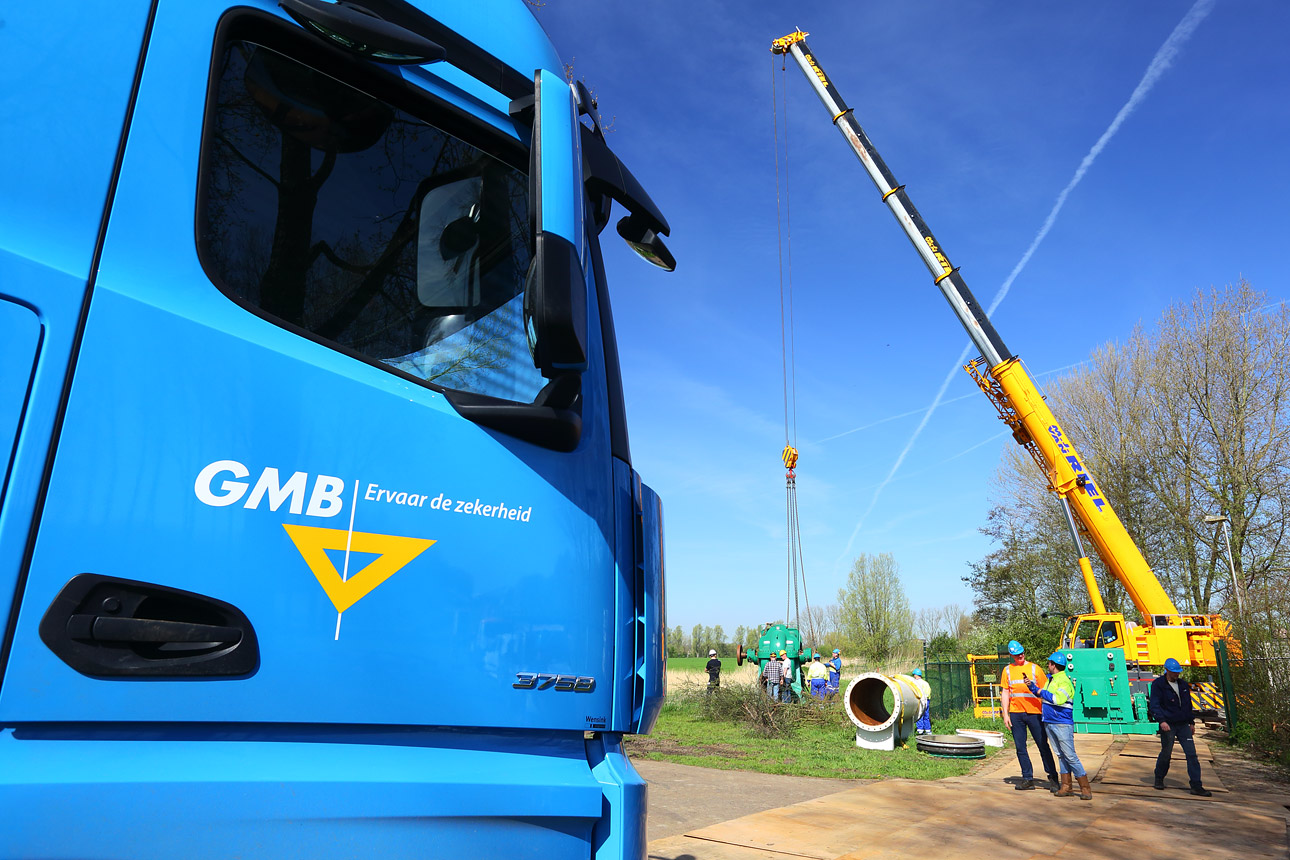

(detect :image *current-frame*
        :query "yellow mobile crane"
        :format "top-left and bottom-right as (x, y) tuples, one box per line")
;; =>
(771, 31), (1229, 675)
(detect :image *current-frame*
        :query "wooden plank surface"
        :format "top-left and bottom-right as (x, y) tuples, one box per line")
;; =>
(1099, 752), (1228, 792)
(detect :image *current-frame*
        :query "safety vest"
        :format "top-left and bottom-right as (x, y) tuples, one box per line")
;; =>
(1044, 671), (1075, 710)
(1001, 661), (1044, 714)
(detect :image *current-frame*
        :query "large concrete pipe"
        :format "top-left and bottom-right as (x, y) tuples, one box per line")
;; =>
(844, 672), (923, 750)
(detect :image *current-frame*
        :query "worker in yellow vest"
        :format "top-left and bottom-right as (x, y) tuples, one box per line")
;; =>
(1000, 640), (1059, 791)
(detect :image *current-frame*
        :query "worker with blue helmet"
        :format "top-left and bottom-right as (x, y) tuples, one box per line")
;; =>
(908, 668), (932, 734)
(1000, 640), (1059, 791)
(1148, 657), (1212, 796)
(1025, 651), (1088, 799)
(825, 648), (842, 699)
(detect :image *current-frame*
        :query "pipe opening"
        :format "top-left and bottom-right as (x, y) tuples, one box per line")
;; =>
(847, 676), (895, 727)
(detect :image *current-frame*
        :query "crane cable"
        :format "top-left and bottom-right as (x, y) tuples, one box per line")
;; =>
(771, 52), (816, 648)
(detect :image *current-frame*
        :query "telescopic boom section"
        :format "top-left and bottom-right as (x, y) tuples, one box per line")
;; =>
(771, 32), (1011, 369)
(773, 32), (1210, 647)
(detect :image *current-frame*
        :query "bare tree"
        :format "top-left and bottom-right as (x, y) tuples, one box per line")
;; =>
(971, 281), (1290, 640)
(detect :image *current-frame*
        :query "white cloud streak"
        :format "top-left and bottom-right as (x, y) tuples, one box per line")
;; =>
(833, 0), (1216, 571)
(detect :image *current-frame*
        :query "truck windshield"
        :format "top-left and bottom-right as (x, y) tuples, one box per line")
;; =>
(198, 38), (545, 404)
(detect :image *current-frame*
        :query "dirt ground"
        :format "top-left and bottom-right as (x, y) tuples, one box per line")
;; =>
(636, 725), (1290, 860)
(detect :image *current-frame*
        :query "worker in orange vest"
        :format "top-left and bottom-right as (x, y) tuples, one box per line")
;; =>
(1000, 640), (1060, 791)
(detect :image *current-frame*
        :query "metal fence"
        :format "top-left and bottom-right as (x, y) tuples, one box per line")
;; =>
(924, 658), (1008, 720)
(1215, 638), (1288, 750)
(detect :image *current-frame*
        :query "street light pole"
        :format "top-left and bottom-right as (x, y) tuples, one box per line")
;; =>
(1204, 514), (1246, 618)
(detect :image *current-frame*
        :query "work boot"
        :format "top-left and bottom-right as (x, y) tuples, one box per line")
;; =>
(1189, 785), (1213, 797)
(1153, 778), (1165, 790)
(1047, 773), (1061, 792)
(1014, 778), (1036, 791)
(1076, 774), (1092, 801)
(1054, 773), (1074, 797)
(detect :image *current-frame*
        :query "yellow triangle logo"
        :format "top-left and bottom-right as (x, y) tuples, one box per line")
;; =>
(283, 524), (436, 613)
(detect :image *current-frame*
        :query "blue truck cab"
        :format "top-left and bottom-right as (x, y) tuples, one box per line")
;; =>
(0, 1), (671, 856)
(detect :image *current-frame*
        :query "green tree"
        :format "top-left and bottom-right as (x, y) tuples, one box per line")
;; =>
(712, 625), (727, 656)
(837, 552), (914, 663)
(668, 624), (685, 659)
(691, 624), (703, 658)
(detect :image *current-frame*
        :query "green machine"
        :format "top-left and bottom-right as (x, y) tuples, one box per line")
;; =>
(737, 623), (809, 701)
(1061, 647), (1158, 735)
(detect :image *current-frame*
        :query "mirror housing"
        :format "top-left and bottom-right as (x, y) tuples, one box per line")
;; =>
(514, 70), (588, 377)
(617, 213), (675, 272)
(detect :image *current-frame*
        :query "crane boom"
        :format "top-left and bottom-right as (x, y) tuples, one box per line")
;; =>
(773, 31), (1221, 667)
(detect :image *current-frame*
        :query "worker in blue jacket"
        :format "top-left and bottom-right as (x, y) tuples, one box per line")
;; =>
(1025, 652), (1090, 800)
(826, 648), (842, 699)
(1148, 657), (1213, 797)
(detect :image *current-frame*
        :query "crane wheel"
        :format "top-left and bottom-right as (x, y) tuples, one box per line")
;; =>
(736, 644), (745, 666)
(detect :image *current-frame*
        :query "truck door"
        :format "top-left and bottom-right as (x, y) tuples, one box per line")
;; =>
(0, 2), (619, 733)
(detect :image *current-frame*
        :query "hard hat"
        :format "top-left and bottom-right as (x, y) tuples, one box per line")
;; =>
(779, 650), (787, 657)
(813, 653), (821, 659)
(708, 649), (717, 656)
(1007, 640), (1024, 656)
(832, 648), (840, 655)
(911, 668), (923, 677)
(1047, 652), (1068, 668)
(1163, 657), (1183, 673)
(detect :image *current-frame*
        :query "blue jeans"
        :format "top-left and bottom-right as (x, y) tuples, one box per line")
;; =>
(767, 681), (781, 701)
(1156, 723), (1204, 787)
(1044, 722), (1086, 778)
(1009, 711), (1057, 780)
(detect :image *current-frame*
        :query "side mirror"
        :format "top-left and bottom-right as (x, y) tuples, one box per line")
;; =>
(516, 70), (587, 377)
(579, 124), (676, 271)
(617, 213), (676, 272)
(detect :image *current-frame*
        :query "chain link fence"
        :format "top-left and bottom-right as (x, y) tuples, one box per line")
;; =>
(1215, 638), (1290, 765)
(924, 657), (1009, 720)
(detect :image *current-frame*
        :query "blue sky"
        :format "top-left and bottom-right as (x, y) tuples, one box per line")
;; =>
(531, 1), (1290, 635)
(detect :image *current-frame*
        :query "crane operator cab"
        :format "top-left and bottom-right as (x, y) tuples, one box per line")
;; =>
(1064, 616), (1125, 651)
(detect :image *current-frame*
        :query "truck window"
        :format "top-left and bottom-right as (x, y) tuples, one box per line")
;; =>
(1073, 618), (1099, 649)
(198, 34), (545, 404)
(1098, 621), (1122, 647)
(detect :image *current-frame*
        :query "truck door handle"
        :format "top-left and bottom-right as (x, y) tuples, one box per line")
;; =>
(39, 574), (259, 678)
(67, 615), (243, 646)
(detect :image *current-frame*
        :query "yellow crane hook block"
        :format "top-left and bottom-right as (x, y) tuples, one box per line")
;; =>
(782, 445), (799, 472)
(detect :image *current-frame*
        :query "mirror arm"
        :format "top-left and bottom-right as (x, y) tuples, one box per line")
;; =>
(580, 125), (670, 238)
(446, 375), (582, 452)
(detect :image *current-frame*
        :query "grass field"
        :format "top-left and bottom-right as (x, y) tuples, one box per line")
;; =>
(625, 684), (1009, 780)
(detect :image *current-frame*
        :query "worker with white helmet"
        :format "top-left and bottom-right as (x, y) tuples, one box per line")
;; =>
(705, 649), (722, 695)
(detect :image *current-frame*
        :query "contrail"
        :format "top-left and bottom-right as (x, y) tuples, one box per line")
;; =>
(834, 0), (1215, 571)
(816, 360), (1087, 444)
